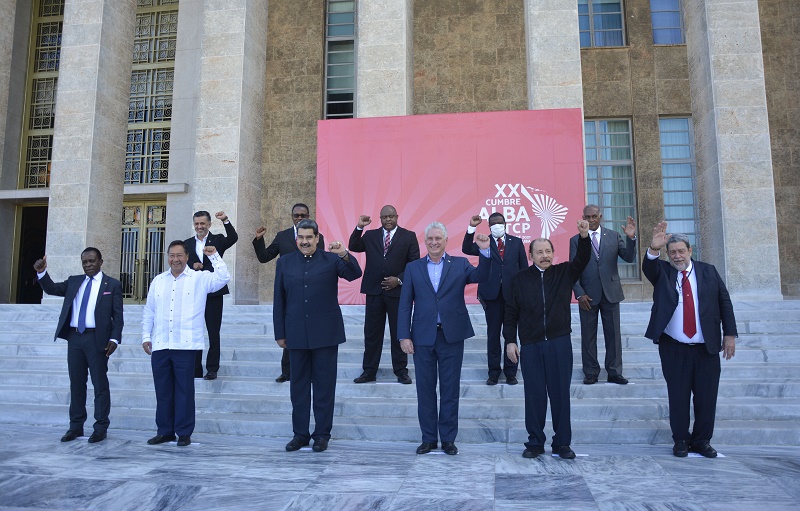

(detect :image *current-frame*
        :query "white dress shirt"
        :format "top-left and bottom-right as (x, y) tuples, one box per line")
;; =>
(646, 252), (703, 344)
(141, 253), (230, 351)
(194, 235), (208, 262)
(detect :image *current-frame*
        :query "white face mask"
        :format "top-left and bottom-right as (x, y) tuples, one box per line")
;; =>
(490, 224), (506, 239)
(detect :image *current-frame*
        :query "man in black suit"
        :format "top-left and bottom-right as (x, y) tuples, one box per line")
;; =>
(349, 205), (419, 384)
(462, 213), (528, 385)
(274, 219), (361, 453)
(570, 205), (637, 385)
(185, 210), (238, 381)
(34, 248), (124, 443)
(643, 221), (737, 458)
(253, 203), (325, 383)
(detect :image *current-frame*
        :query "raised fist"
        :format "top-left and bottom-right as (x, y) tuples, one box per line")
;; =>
(469, 215), (482, 227)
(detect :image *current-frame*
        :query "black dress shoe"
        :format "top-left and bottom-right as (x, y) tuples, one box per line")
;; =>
(353, 373), (376, 384)
(416, 442), (437, 454)
(583, 375), (598, 385)
(397, 373), (412, 385)
(673, 439), (689, 457)
(275, 374), (290, 383)
(61, 429), (83, 442)
(285, 437), (310, 451)
(312, 438), (329, 452)
(87, 432), (106, 443)
(442, 441), (458, 455)
(522, 445), (545, 458)
(608, 375), (628, 385)
(486, 376), (499, 386)
(505, 376), (518, 385)
(690, 441), (717, 458)
(177, 436), (191, 447)
(147, 434), (176, 445)
(203, 371), (217, 380)
(555, 445), (576, 459)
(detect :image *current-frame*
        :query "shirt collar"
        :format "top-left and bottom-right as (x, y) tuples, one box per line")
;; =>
(590, 226), (602, 237)
(195, 234), (208, 243)
(426, 253), (447, 264)
(384, 226), (397, 236)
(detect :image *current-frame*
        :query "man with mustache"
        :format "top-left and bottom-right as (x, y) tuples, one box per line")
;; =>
(643, 221), (737, 458)
(505, 219), (590, 460)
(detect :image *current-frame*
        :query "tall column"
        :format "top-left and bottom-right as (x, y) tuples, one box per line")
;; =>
(194, 0), (267, 304)
(684, 0), (781, 298)
(46, 0), (135, 279)
(356, 0), (413, 117)
(523, 0), (583, 110)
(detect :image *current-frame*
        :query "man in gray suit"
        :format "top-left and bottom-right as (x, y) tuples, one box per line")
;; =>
(569, 205), (637, 385)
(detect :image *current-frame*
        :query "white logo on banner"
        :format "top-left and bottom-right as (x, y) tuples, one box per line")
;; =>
(480, 184), (568, 242)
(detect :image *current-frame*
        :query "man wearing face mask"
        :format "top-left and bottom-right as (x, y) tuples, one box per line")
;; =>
(643, 221), (737, 458)
(462, 213), (528, 385)
(504, 220), (590, 460)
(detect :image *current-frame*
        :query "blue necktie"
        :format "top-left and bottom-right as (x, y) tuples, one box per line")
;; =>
(77, 277), (92, 333)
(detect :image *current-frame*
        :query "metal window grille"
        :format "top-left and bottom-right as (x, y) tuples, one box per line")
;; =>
(29, 78), (57, 130)
(133, 10), (178, 64)
(125, 128), (170, 184)
(120, 204), (166, 300)
(659, 117), (700, 258)
(584, 119), (638, 279)
(579, 0), (625, 48)
(325, 0), (356, 119)
(651, 0), (685, 45)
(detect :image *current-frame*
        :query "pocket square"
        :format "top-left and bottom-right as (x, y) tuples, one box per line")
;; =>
(103, 291), (111, 295)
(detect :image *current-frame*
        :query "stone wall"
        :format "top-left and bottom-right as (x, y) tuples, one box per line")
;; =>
(413, 0), (527, 114)
(760, 0), (800, 297)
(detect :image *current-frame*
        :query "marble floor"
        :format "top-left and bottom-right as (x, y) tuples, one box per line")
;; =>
(0, 423), (798, 511)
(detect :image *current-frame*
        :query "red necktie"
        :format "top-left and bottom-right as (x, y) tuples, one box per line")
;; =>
(497, 237), (505, 260)
(682, 270), (697, 339)
(384, 231), (390, 255)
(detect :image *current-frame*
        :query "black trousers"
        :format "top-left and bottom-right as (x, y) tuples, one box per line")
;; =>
(658, 335), (721, 444)
(196, 294), (223, 375)
(280, 348), (291, 377)
(520, 334), (572, 449)
(483, 293), (517, 379)
(152, 349), (196, 437)
(579, 291), (624, 378)
(361, 293), (408, 377)
(66, 329), (110, 434)
(289, 344), (339, 442)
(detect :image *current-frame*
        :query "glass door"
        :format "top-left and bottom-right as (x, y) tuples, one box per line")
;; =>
(121, 202), (166, 303)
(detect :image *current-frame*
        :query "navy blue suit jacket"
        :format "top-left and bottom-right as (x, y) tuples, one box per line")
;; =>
(273, 250), (362, 350)
(462, 232), (528, 301)
(642, 256), (737, 354)
(185, 222), (238, 297)
(38, 272), (124, 350)
(253, 226), (326, 263)
(348, 225), (420, 298)
(398, 253), (490, 345)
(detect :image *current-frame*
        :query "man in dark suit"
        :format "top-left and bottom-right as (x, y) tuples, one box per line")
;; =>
(643, 221), (737, 458)
(570, 205), (637, 385)
(274, 219), (361, 453)
(185, 210), (238, 381)
(34, 248), (124, 443)
(398, 222), (491, 456)
(253, 203), (325, 383)
(462, 213), (528, 385)
(349, 205), (420, 385)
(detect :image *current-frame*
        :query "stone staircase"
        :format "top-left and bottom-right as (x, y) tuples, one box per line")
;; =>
(1, 301), (799, 445)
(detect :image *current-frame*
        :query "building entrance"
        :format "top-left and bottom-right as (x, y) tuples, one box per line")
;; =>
(121, 202), (166, 304)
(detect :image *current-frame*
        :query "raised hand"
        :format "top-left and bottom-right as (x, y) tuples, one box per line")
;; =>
(215, 211), (228, 222)
(624, 216), (637, 239)
(357, 215), (371, 228)
(577, 219), (589, 237)
(203, 245), (218, 256)
(469, 215), (482, 227)
(475, 233), (491, 250)
(650, 221), (669, 252)
(255, 226), (266, 239)
(33, 255), (47, 273)
(329, 241), (347, 256)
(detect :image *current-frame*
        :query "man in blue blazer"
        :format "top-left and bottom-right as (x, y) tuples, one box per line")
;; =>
(463, 212), (528, 385)
(185, 210), (238, 381)
(35, 248), (124, 443)
(398, 222), (491, 455)
(254, 202), (325, 383)
(570, 205), (637, 385)
(273, 219), (361, 453)
(643, 221), (737, 458)
(349, 205), (420, 384)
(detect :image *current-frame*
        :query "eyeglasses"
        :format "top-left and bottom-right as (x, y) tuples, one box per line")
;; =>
(292, 213), (309, 219)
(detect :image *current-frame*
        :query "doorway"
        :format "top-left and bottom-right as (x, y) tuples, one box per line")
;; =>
(121, 202), (166, 304)
(15, 206), (48, 304)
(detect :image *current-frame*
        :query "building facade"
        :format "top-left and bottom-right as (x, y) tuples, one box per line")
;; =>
(0, 0), (794, 304)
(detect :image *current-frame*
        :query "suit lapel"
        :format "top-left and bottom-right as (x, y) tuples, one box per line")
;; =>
(94, 275), (109, 306)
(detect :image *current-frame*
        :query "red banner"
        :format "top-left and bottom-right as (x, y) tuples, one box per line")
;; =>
(317, 109), (586, 304)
